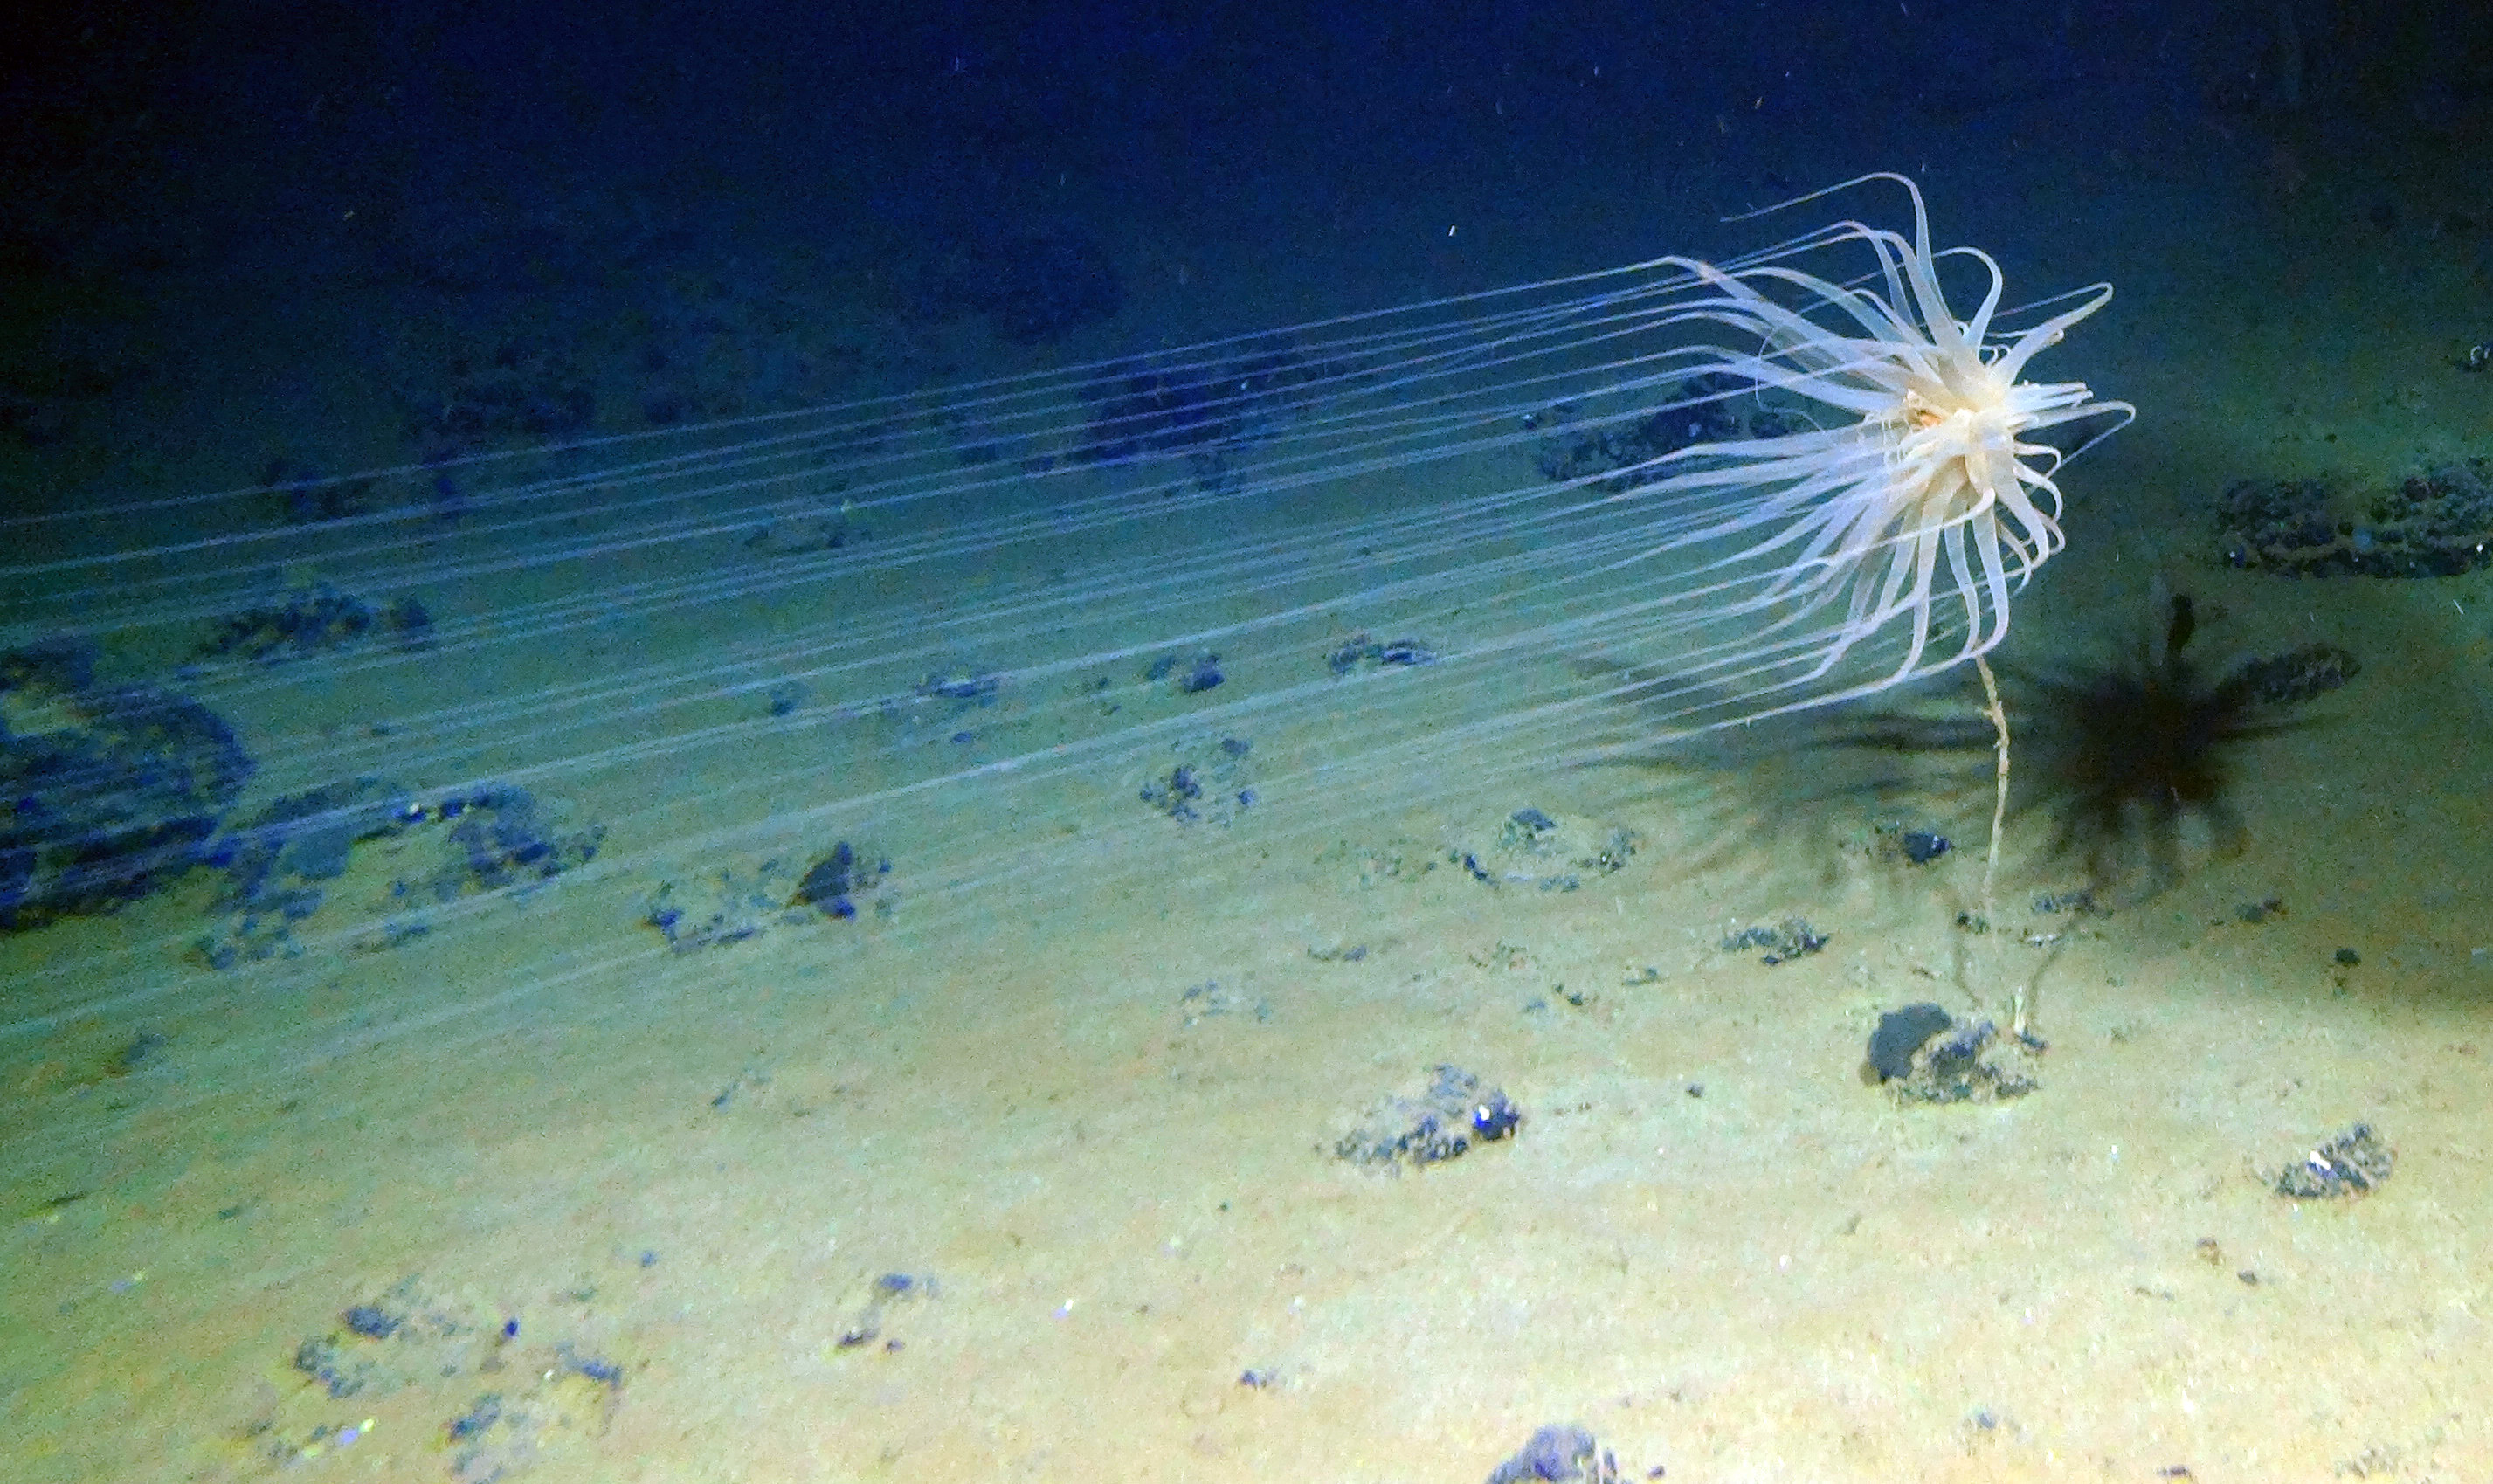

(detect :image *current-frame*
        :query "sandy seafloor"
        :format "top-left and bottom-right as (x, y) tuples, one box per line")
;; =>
(7, 82), (2493, 1484)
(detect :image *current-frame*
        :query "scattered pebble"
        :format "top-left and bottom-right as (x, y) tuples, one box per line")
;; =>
(1177, 653), (1225, 694)
(191, 580), (432, 665)
(1897, 828), (1951, 864)
(1447, 807), (1637, 893)
(1335, 1066), (1520, 1170)
(2273, 1123), (2393, 1198)
(1486, 1423), (1616, 1484)
(832, 1271), (938, 1350)
(1882, 1018), (2041, 1104)
(1326, 632), (1440, 675)
(1722, 918), (1827, 965)
(1139, 736), (1258, 825)
(2217, 459), (2493, 577)
(792, 840), (889, 920)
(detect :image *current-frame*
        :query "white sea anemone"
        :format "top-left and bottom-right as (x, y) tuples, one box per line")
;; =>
(0, 173), (2130, 1124)
(1570, 172), (2132, 729)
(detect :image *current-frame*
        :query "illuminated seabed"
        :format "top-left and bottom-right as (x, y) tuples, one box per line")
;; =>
(0, 169), (2483, 1482)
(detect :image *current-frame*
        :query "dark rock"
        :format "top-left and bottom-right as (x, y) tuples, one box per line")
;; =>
(192, 580), (432, 664)
(201, 780), (602, 965)
(1179, 978), (1271, 1024)
(916, 669), (999, 703)
(1336, 1066), (1521, 1170)
(106, 1029), (168, 1076)
(643, 859), (810, 951)
(1327, 631), (1440, 675)
(792, 841), (890, 920)
(0, 636), (96, 693)
(1722, 918), (1827, 964)
(445, 1394), (501, 1439)
(2220, 644), (2358, 707)
(2216, 459), (2493, 577)
(0, 656), (252, 929)
(1887, 1018), (2041, 1104)
(1177, 654), (1223, 694)
(2274, 1123), (2393, 1198)
(438, 785), (603, 894)
(195, 777), (416, 966)
(1899, 829), (1951, 864)
(293, 1336), (376, 1398)
(1867, 1004), (1953, 1083)
(1487, 1424), (1604, 1484)
(1139, 738), (1258, 825)
(832, 1270), (936, 1349)
(2033, 888), (2104, 915)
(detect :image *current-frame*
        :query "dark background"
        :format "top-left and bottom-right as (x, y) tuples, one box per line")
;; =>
(10, 0), (2492, 277)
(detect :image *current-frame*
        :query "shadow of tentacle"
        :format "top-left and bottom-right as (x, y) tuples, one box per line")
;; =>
(1564, 591), (2358, 902)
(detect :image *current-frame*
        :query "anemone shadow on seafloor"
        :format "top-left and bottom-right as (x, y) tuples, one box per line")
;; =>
(1578, 591), (2361, 905)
